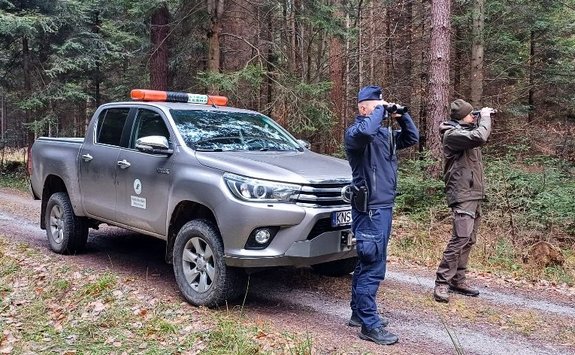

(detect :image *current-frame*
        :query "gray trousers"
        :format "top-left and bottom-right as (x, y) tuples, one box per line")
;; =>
(435, 200), (482, 285)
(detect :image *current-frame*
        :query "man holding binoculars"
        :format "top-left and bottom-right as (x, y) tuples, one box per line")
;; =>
(433, 99), (494, 303)
(344, 85), (419, 346)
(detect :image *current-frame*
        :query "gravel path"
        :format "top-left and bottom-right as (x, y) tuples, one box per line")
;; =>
(1, 188), (574, 354)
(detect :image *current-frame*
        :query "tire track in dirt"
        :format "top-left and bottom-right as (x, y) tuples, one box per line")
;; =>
(246, 270), (574, 355)
(1, 188), (574, 354)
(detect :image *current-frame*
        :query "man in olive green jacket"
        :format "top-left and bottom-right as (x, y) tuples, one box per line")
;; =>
(433, 99), (494, 303)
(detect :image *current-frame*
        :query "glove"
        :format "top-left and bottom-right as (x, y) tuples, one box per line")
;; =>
(480, 107), (495, 117)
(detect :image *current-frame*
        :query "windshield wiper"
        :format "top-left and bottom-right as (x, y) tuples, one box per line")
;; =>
(195, 146), (223, 152)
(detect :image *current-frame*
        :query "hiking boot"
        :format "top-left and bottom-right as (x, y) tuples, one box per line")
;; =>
(449, 281), (480, 297)
(433, 284), (449, 303)
(348, 313), (389, 328)
(359, 326), (399, 345)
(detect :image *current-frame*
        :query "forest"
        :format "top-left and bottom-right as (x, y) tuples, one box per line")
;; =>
(1, 0), (574, 282)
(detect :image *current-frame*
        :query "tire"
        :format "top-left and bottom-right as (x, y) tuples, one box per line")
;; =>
(173, 220), (247, 307)
(311, 257), (358, 277)
(44, 192), (88, 254)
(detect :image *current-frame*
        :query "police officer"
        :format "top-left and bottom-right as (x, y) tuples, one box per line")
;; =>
(344, 85), (419, 345)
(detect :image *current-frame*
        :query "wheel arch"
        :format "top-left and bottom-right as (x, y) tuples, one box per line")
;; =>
(40, 175), (69, 229)
(166, 201), (219, 264)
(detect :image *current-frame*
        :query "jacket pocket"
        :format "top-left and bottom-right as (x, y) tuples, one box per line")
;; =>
(357, 240), (379, 264)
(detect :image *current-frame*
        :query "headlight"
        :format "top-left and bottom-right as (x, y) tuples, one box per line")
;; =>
(224, 173), (301, 202)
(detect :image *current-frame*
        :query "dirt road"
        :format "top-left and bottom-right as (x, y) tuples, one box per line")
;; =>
(1, 188), (574, 354)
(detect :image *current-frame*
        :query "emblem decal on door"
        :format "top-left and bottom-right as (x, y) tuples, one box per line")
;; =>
(134, 179), (142, 195)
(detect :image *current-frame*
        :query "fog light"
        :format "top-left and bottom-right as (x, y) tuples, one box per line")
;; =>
(254, 229), (271, 244)
(245, 226), (279, 250)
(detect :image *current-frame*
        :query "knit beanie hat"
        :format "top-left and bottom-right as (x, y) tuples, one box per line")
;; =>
(450, 99), (473, 120)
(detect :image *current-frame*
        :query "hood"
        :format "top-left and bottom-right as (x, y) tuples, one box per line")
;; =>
(195, 150), (352, 185)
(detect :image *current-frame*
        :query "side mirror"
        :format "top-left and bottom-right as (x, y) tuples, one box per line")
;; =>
(135, 135), (173, 155)
(297, 139), (311, 150)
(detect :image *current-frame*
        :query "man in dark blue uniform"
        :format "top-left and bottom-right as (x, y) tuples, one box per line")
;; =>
(344, 85), (419, 345)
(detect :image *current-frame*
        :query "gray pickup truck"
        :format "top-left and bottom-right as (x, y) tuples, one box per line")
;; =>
(30, 89), (356, 306)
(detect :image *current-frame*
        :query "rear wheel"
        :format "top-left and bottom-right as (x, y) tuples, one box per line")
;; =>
(44, 192), (88, 254)
(173, 220), (246, 307)
(311, 257), (358, 277)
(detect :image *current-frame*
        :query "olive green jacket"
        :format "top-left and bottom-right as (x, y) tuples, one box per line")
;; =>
(439, 114), (492, 206)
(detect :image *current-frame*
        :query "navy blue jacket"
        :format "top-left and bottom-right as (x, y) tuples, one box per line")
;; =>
(344, 105), (419, 209)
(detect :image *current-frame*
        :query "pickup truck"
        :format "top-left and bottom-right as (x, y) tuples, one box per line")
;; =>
(29, 89), (356, 307)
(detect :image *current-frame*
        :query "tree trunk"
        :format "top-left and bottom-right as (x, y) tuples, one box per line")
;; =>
(329, 0), (344, 154)
(91, 10), (101, 108)
(528, 30), (535, 122)
(207, 0), (224, 75)
(357, 2), (363, 88)
(23, 37), (33, 146)
(369, 2), (375, 83)
(470, 0), (485, 107)
(415, 0), (430, 153)
(150, 3), (170, 91)
(426, 0), (451, 172)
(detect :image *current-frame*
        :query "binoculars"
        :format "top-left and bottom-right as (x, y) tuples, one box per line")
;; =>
(385, 103), (408, 115)
(472, 108), (497, 117)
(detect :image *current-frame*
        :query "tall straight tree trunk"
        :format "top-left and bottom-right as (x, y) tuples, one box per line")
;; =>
(344, 15), (351, 126)
(369, 2), (375, 83)
(329, 0), (344, 154)
(265, 7), (275, 116)
(416, 0), (430, 153)
(528, 30), (535, 122)
(452, 24), (462, 97)
(426, 0), (451, 171)
(207, 0), (224, 75)
(357, 2), (363, 88)
(23, 37), (33, 145)
(150, 3), (170, 90)
(405, 0), (413, 106)
(91, 10), (101, 109)
(470, 0), (485, 107)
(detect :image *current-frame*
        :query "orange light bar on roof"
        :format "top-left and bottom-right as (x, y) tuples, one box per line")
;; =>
(130, 89), (228, 106)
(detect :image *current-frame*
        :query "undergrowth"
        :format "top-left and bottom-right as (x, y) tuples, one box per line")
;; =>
(394, 147), (575, 285)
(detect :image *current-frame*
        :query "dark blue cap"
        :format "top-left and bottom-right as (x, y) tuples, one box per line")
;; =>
(357, 85), (383, 103)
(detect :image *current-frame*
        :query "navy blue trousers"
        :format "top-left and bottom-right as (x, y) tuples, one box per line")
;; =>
(350, 207), (392, 330)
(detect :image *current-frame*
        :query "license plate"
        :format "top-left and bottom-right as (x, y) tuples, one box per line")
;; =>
(332, 210), (352, 227)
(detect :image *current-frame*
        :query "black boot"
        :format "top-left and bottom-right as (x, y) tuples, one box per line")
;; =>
(359, 326), (398, 345)
(348, 313), (389, 327)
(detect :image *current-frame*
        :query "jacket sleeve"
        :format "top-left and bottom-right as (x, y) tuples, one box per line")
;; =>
(444, 115), (492, 151)
(344, 105), (386, 151)
(395, 112), (420, 150)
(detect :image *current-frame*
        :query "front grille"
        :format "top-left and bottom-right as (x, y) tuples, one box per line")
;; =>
(295, 182), (351, 208)
(307, 217), (350, 240)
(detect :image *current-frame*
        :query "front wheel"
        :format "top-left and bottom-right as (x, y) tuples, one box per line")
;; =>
(44, 192), (88, 254)
(311, 257), (358, 277)
(173, 220), (246, 307)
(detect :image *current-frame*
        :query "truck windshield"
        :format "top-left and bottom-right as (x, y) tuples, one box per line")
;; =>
(171, 109), (302, 152)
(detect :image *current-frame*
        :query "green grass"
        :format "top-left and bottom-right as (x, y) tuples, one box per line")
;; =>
(0, 160), (29, 191)
(0, 235), (314, 354)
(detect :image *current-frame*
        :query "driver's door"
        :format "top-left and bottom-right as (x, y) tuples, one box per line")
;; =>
(115, 108), (174, 235)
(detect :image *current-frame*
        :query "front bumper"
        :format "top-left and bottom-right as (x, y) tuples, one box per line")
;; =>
(225, 228), (357, 267)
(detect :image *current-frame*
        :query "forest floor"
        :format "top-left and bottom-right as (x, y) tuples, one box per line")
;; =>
(1, 187), (574, 354)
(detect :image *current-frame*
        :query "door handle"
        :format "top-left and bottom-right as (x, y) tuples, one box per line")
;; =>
(81, 154), (93, 162)
(117, 159), (131, 169)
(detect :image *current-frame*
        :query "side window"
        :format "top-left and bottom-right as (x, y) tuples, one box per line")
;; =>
(96, 108), (130, 146)
(131, 109), (170, 148)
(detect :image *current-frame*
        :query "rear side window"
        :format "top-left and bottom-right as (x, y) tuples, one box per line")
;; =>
(96, 108), (130, 146)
